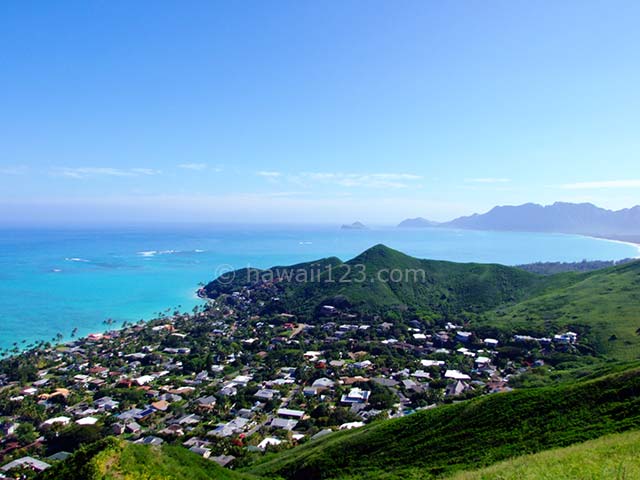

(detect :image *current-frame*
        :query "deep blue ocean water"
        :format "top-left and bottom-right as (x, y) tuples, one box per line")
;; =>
(1, 224), (638, 351)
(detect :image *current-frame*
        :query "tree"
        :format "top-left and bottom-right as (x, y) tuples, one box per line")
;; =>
(15, 422), (38, 445)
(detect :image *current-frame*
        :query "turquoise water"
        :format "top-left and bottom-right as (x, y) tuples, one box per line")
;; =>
(0, 224), (638, 351)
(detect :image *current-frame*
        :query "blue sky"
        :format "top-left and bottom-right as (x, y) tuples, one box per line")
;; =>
(1, 0), (640, 224)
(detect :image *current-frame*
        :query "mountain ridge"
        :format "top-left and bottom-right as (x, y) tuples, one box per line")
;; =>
(399, 202), (640, 236)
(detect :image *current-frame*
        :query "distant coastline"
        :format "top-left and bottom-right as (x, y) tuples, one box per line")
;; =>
(588, 234), (640, 258)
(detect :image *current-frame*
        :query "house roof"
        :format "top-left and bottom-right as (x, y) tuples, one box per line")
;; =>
(1, 457), (51, 472)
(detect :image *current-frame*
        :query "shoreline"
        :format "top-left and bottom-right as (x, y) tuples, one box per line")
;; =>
(585, 234), (640, 259)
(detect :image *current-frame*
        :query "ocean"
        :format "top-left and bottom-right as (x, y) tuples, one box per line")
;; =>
(0, 224), (638, 351)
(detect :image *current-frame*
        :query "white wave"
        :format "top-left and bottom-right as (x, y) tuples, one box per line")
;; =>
(52, 268), (62, 273)
(137, 251), (157, 257)
(65, 257), (90, 262)
(194, 249), (206, 253)
(299, 241), (313, 245)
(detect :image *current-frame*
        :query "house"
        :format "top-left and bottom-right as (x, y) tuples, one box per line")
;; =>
(270, 418), (298, 430)
(483, 338), (499, 348)
(276, 408), (305, 419)
(1, 457), (51, 473)
(320, 305), (337, 316)
(372, 377), (399, 388)
(352, 360), (373, 370)
(174, 414), (201, 426)
(455, 331), (472, 343)
(118, 408), (144, 421)
(340, 388), (370, 405)
(303, 386), (320, 396)
(402, 379), (423, 392)
(303, 351), (323, 362)
(95, 396), (119, 411)
(475, 356), (492, 370)
(151, 400), (170, 412)
(254, 389), (279, 401)
(231, 374), (252, 385)
(136, 436), (164, 446)
(339, 421), (365, 430)
(211, 455), (235, 467)
(237, 408), (255, 419)
(76, 417), (98, 426)
(420, 359), (445, 368)
(341, 376), (369, 385)
(219, 386), (237, 397)
(444, 370), (471, 381)
(257, 437), (282, 450)
(160, 424), (185, 436)
(1, 422), (19, 436)
(208, 417), (250, 438)
(446, 380), (470, 397)
(189, 446), (211, 458)
(112, 423), (126, 435)
(125, 422), (142, 434)
(554, 332), (578, 344)
(41, 416), (71, 428)
(134, 375), (155, 386)
(411, 370), (431, 380)
(194, 395), (217, 410)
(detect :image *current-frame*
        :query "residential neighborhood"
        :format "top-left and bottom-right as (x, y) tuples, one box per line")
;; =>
(0, 286), (581, 477)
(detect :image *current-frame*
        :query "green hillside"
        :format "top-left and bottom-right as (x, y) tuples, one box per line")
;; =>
(205, 244), (549, 318)
(206, 245), (640, 360)
(445, 429), (640, 480)
(478, 260), (640, 360)
(245, 367), (640, 479)
(37, 437), (253, 480)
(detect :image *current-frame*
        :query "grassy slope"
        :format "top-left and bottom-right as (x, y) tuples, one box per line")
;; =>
(479, 261), (640, 360)
(245, 367), (640, 479)
(445, 430), (640, 480)
(38, 437), (253, 480)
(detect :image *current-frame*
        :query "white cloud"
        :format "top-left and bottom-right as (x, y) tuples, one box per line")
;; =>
(559, 180), (640, 190)
(54, 167), (162, 179)
(464, 178), (511, 184)
(0, 165), (28, 175)
(256, 171), (282, 178)
(262, 172), (423, 189)
(178, 163), (208, 171)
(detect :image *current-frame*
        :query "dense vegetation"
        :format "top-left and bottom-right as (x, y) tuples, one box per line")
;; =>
(37, 437), (252, 480)
(205, 244), (549, 320)
(245, 366), (640, 479)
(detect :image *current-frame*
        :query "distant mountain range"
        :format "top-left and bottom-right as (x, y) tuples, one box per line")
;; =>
(398, 202), (640, 236)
